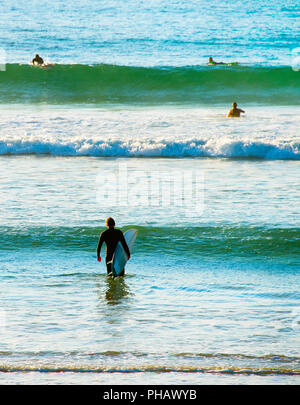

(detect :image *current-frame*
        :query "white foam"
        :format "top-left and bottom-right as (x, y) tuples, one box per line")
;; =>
(0, 106), (299, 159)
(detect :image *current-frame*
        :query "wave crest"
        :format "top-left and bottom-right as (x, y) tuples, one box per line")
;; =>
(0, 138), (299, 159)
(0, 64), (299, 105)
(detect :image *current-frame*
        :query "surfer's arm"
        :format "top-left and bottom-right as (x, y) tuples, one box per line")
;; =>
(97, 233), (105, 259)
(120, 233), (131, 259)
(239, 108), (245, 113)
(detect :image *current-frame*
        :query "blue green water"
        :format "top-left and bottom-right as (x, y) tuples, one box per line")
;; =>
(1, 64), (299, 105)
(1, 0), (299, 66)
(0, 0), (299, 385)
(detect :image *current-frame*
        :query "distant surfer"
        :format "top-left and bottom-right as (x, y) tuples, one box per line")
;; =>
(31, 54), (44, 66)
(207, 57), (238, 66)
(227, 102), (245, 118)
(97, 217), (131, 276)
(207, 57), (225, 65)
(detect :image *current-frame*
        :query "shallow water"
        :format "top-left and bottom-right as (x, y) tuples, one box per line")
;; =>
(0, 154), (299, 384)
(0, 0), (299, 385)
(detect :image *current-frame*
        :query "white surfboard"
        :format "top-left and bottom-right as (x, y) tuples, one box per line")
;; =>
(111, 229), (137, 277)
(30, 62), (54, 70)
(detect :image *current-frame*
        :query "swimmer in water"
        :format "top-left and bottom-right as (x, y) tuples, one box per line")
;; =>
(227, 102), (245, 118)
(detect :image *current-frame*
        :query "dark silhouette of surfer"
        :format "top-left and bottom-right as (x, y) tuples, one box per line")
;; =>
(31, 54), (44, 65)
(97, 217), (130, 276)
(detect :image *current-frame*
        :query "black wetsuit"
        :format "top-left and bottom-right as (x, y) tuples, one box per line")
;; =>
(32, 56), (44, 65)
(97, 228), (130, 275)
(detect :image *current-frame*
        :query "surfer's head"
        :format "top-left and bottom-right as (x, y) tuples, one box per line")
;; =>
(232, 102), (237, 108)
(105, 217), (115, 228)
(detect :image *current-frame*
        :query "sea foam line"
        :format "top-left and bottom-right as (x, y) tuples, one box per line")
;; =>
(0, 365), (299, 375)
(0, 138), (299, 159)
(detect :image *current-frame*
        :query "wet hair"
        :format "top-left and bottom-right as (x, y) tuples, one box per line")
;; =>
(233, 102), (237, 108)
(105, 217), (115, 227)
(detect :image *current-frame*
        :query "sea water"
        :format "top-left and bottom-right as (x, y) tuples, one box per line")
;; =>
(0, 0), (299, 384)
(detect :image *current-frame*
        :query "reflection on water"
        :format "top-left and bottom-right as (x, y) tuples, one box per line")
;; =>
(95, 275), (134, 339)
(104, 276), (132, 306)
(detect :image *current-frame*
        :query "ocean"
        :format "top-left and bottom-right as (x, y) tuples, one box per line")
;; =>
(0, 0), (299, 385)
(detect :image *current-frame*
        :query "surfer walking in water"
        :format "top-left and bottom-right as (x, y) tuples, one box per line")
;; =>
(31, 54), (44, 65)
(97, 217), (130, 276)
(227, 102), (245, 118)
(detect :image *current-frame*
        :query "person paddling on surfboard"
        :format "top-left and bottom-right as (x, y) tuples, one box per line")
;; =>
(31, 54), (44, 66)
(97, 217), (130, 276)
(207, 57), (225, 65)
(207, 57), (238, 66)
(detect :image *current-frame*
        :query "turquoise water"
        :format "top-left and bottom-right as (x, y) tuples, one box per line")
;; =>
(0, 0), (299, 385)
(1, 65), (299, 105)
(0, 156), (299, 384)
(1, 0), (299, 66)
